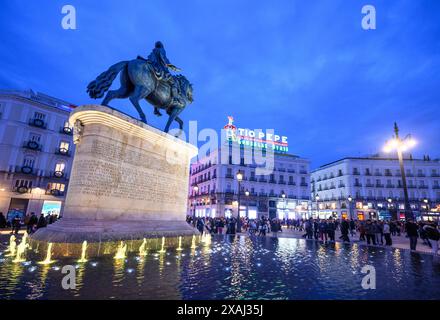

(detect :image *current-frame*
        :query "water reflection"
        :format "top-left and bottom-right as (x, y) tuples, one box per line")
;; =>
(1, 235), (440, 300)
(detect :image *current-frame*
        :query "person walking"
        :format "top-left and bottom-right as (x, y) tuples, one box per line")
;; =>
(383, 221), (392, 246)
(313, 219), (319, 240)
(405, 219), (419, 251)
(423, 223), (440, 255)
(358, 221), (366, 241)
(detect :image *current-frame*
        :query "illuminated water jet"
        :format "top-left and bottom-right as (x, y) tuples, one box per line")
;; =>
(78, 240), (88, 263)
(38, 242), (55, 265)
(176, 236), (183, 251)
(191, 234), (197, 249)
(158, 237), (166, 253)
(5, 235), (17, 257)
(13, 232), (29, 263)
(114, 241), (127, 260)
(139, 238), (148, 256)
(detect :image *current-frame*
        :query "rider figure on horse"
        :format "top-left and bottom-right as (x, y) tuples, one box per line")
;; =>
(138, 41), (183, 115)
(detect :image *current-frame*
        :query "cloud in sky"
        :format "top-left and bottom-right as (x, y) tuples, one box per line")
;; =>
(0, 0), (439, 168)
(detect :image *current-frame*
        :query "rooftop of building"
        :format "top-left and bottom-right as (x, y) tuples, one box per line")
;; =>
(312, 154), (440, 172)
(0, 89), (76, 113)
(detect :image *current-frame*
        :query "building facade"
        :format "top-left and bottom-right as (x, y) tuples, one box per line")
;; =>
(188, 144), (311, 220)
(310, 156), (440, 221)
(0, 89), (76, 221)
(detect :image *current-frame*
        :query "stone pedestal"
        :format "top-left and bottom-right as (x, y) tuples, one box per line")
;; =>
(32, 105), (198, 246)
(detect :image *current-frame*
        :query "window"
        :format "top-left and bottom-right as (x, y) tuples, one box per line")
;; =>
(23, 156), (35, 168)
(47, 182), (65, 192)
(55, 162), (65, 173)
(34, 112), (46, 121)
(29, 133), (41, 142)
(59, 141), (70, 151)
(15, 179), (32, 188)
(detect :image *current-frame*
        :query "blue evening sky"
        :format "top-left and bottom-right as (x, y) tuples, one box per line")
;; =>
(1, 0), (439, 168)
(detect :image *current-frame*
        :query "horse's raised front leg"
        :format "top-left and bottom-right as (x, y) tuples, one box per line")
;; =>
(129, 85), (150, 123)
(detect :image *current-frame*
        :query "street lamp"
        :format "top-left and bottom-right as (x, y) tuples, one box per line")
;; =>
(347, 195), (353, 220)
(236, 171), (243, 218)
(192, 185), (199, 223)
(383, 122), (416, 221)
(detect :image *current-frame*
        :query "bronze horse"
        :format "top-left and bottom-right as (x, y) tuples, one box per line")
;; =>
(86, 59), (193, 132)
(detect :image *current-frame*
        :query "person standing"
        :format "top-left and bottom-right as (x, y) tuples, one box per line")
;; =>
(319, 219), (328, 242)
(326, 219), (336, 242)
(340, 218), (350, 242)
(349, 219), (356, 237)
(0, 212), (6, 229)
(12, 214), (21, 235)
(405, 219), (419, 251)
(383, 221), (392, 246)
(313, 219), (319, 240)
(364, 220), (376, 245)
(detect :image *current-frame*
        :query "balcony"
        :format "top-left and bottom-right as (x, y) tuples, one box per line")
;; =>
(13, 186), (31, 194)
(431, 173), (440, 177)
(299, 170), (308, 174)
(301, 183), (309, 187)
(258, 192), (268, 197)
(287, 169), (296, 173)
(269, 179), (277, 184)
(406, 173), (414, 177)
(225, 174), (234, 179)
(354, 183), (362, 187)
(338, 184), (345, 188)
(278, 180), (286, 185)
(365, 183), (374, 188)
(23, 140), (42, 151)
(375, 172), (382, 176)
(418, 185), (428, 189)
(15, 165), (34, 175)
(46, 189), (65, 197)
(386, 184), (395, 188)
(60, 126), (73, 135)
(384, 172), (392, 177)
(55, 147), (71, 157)
(433, 185), (440, 189)
(249, 177), (257, 182)
(408, 185), (416, 189)
(288, 181), (295, 185)
(52, 170), (66, 178)
(352, 171), (360, 176)
(418, 173), (426, 177)
(28, 118), (47, 129)
(258, 177), (268, 183)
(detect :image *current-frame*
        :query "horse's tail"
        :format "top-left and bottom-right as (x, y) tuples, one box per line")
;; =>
(86, 61), (129, 99)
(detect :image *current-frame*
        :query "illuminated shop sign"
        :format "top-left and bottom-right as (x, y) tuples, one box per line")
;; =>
(223, 116), (288, 153)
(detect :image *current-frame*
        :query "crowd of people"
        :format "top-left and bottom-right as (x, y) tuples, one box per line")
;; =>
(0, 211), (58, 235)
(187, 215), (440, 255)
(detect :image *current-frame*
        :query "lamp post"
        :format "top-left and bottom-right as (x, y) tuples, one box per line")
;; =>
(245, 189), (250, 217)
(383, 122), (416, 221)
(347, 195), (353, 220)
(315, 194), (320, 219)
(236, 171), (243, 218)
(423, 198), (429, 219)
(192, 185), (199, 224)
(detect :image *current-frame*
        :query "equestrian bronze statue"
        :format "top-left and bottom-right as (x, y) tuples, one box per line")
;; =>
(86, 41), (193, 133)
